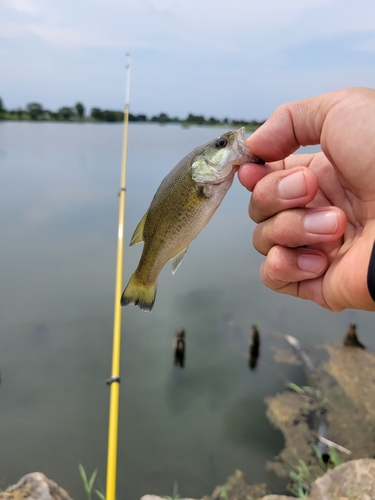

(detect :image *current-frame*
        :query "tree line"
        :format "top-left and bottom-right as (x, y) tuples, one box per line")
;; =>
(0, 97), (264, 129)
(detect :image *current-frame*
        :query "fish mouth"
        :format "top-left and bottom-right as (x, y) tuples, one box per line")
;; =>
(197, 127), (265, 186)
(233, 127), (265, 165)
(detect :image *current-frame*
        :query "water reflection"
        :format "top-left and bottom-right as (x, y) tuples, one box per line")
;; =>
(1, 122), (375, 499)
(173, 328), (186, 368)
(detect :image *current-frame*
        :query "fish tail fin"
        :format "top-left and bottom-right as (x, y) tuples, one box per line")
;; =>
(120, 273), (157, 312)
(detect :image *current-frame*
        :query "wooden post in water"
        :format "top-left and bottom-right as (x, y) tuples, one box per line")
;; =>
(106, 52), (131, 500)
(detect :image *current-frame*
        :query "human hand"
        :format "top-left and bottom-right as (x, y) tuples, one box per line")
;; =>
(238, 87), (375, 311)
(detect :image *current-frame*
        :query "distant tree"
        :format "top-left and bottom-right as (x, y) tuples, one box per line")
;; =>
(48, 111), (59, 120)
(158, 113), (170, 124)
(231, 119), (249, 127)
(27, 102), (43, 120)
(185, 113), (205, 125)
(101, 110), (123, 122)
(129, 113), (148, 122)
(58, 106), (74, 120)
(250, 120), (265, 126)
(0, 97), (4, 119)
(43, 110), (53, 120)
(75, 102), (85, 118)
(91, 108), (103, 120)
(150, 112), (171, 124)
(16, 108), (23, 119)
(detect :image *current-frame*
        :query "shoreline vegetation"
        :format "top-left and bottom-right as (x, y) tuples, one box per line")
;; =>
(0, 98), (264, 130)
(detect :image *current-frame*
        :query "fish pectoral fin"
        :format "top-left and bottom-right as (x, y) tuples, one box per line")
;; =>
(171, 246), (189, 275)
(130, 212), (148, 246)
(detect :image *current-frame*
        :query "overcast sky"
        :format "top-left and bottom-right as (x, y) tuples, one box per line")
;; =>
(1, 0), (375, 120)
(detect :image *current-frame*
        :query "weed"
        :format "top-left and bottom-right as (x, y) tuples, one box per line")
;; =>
(288, 457), (319, 497)
(78, 464), (98, 500)
(285, 382), (306, 395)
(95, 489), (105, 500)
(285, 383), (328, 403)
(78, 464), (106, 500)
(288, 444), (344, 498)
(162, 481), (179, 500)
(220, 486), (229, 500)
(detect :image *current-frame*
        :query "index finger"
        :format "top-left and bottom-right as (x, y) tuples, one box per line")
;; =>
(238, 153), (317, 192)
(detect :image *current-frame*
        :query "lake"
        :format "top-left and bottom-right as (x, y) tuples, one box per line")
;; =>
(1, 121), (374, 499)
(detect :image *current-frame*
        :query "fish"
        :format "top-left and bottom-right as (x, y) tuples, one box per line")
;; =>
(121, 127), (264, 311)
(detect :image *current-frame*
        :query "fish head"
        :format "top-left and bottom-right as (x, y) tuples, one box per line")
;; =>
(192, 127), (264, 184)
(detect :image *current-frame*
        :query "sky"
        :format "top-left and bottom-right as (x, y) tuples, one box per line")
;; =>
(1, 0), (375, 120)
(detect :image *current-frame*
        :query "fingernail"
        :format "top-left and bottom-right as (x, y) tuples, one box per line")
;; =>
(298, 254), (326, 273)
(278, 171), (306, 199)
(304, 211), (338, 234)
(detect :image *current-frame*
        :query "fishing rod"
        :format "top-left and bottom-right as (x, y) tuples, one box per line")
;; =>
(106, 52), (131, 500)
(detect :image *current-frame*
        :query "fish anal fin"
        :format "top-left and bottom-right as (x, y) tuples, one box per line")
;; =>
(171, 246), (189, 275)
(130, 212), (148, 246)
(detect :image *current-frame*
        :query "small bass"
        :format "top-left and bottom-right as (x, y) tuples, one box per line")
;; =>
(121, 127), (264, 311)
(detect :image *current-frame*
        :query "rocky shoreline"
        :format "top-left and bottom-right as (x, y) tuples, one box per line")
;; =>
(2, 336), (375, 500)
(2, 461), (375, 500)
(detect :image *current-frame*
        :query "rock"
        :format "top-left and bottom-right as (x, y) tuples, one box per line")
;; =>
(141, 496), (196, 500)
(319, 344), (375, 458)
(0, 473), (72, 500)
(309, 458), (375, 499)
(265, 390), (318, 478)
(203, 469), (268, 500)
(266, 342), (375, 480)
(260, 496), (292, 500)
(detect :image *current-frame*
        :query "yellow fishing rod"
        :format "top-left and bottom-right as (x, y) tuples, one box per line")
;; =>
(106, 53), (131, 500)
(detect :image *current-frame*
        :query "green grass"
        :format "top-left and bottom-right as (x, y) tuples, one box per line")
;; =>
(162, 481), (180, 500)
(285, 382), (328, 403)
(78, 464), (105, 500)
(220, 486), (229, 500)
(288, 445), (343, 498)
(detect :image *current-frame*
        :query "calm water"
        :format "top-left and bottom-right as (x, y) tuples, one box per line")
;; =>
(1, 121), (374, 499)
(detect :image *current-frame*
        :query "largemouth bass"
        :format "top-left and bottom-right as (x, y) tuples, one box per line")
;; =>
(121, 127), (264, 311)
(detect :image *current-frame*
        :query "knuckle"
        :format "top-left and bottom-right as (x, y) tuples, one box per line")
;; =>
(266, 247), (285, 278)
(252, 225), (267, 254)
(261, 247), (289, 290)
(270, 212), (294, 246)
(249, 194), (267, 223)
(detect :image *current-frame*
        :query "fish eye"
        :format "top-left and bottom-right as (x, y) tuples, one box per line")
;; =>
(214, 137), (228, 148)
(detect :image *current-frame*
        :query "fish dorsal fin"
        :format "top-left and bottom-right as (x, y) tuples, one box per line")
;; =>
(130, 212), (148, 246)
(171, 246), (189, 275)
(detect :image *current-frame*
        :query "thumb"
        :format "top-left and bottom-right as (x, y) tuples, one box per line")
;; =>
(246, 88), (362, 162)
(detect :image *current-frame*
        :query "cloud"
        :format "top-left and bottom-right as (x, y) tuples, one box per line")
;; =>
(1, 0), (375, 117)
(26, 24), (115, 49)
(355, 37), (375, 52)
(7, 0), (39, 14)
(1, 0), (117, 48)
(3, 0), (375, 57)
